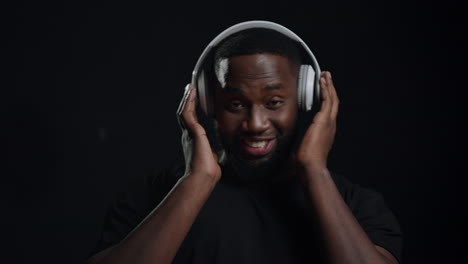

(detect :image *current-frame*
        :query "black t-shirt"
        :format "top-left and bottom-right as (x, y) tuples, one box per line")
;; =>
(90, 162), (403, 263)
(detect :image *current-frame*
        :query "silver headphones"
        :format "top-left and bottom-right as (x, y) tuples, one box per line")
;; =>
(192, 20), (321, 116)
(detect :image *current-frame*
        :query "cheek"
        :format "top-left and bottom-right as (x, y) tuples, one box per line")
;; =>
(215, 112), (244, 138)
(272, 105), (298, 134)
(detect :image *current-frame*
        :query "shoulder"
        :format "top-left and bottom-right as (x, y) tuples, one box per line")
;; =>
(328, 170), (399, 229)
(137, 159), (186, 207)
(88, 160), (186, 257)
(329, 171), (384, 209)
(329, 171), (403, 263)
(107, 159), (186, 222)
(144, 159), (186, 188)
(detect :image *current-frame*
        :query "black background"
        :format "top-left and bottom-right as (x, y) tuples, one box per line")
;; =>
(5, 0), (466, 263)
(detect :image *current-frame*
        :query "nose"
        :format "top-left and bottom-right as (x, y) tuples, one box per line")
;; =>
(242, 105), (270, 134)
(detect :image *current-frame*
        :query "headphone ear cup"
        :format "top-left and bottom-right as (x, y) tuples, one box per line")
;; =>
(297, 65), (306, 111)
(196, 70), (213, 116)
(297, 65), (316, 111)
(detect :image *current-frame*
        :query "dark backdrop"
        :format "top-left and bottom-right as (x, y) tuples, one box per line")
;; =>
(6, 1), (466, 263)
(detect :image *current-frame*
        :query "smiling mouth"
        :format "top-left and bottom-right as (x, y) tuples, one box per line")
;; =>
(240, 138), (276, 157)
(243, 140), (269, 148)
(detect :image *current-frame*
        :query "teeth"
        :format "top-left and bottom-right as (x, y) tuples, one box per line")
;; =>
(245, 140), (268, 148)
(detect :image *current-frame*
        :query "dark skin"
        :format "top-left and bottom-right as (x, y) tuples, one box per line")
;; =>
(87, 54), (398, 264)
(214, 54), (298, 167)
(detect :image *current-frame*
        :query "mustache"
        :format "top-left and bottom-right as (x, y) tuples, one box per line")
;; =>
(237, 131), (279, 137)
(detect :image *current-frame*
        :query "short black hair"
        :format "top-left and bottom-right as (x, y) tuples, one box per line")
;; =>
(211, 28), (302, 82)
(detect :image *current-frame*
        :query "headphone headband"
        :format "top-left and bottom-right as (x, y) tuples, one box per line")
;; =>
(192, 20), (321, 115)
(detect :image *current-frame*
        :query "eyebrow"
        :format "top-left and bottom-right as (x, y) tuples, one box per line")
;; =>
(264, 84), (283, 91)
(223, 84), (284, 93)
(224, 85), (242, 93)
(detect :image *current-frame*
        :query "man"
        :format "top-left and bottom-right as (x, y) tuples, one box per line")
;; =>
(87, 23), (402, 264)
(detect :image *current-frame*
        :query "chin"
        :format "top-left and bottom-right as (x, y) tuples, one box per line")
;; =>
(242, 153), (275, 166)
(221, 146), (292, 185)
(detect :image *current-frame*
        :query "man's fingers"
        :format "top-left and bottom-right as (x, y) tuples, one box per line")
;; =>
(177, 84), (192, 129)
(325, 72), (339, 121)
(177, 83), (199, 132)
(318, 72), (332, 117)
(181, 85), (197, 127)
(179, 85), (208, 139)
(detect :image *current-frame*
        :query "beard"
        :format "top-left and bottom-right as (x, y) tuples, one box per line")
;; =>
(216, 127), (299, 186)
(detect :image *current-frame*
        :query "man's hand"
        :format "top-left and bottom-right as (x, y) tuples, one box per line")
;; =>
(177, 84), (221, 181)
(296, 71), (339, 173)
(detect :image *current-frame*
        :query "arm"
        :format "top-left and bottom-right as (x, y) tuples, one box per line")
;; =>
(296, 72), (398, 264)
(87, 85), (221, 264)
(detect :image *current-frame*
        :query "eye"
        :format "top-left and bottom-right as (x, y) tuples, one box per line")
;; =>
(266, 98), (284, 109)
(227, 100), (245, 111)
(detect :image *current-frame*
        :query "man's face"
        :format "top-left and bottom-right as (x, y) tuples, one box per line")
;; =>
(214, 53), (298, 172)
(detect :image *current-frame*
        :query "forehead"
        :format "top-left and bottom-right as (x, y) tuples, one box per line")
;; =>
(229, 54), (295, 77)
(215, 53), (297, 90)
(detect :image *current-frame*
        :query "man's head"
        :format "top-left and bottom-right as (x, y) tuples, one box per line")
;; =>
(209, 29), (303, 183)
